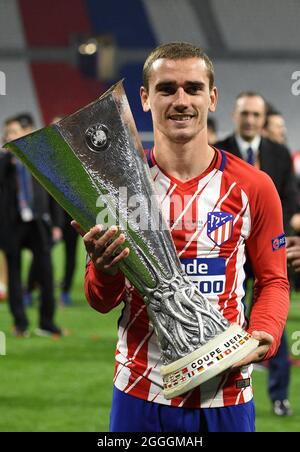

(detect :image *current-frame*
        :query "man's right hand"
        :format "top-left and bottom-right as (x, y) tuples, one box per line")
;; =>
(71, 221), (130, 276)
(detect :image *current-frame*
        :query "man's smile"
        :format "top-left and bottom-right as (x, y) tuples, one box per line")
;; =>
(168, 114), (195, 122)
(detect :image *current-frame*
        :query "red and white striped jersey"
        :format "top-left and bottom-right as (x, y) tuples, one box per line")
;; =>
(85, 147), (289, 408)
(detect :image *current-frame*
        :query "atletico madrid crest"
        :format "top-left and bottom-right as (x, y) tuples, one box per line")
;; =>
(207, 212), (234, 246)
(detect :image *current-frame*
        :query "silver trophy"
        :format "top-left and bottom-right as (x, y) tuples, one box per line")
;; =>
(5, 81), (258, 399)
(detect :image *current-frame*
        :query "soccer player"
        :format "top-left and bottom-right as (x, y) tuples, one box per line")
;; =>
(74, 42), (289, 432)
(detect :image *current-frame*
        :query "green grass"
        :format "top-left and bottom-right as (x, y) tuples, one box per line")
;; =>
(253, 293), (300, 432)
(0, 242), (300, 431)
(0, 242), (119, 432)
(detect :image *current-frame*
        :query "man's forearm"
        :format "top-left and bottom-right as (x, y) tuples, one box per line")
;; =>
(84, 261), (126, 313)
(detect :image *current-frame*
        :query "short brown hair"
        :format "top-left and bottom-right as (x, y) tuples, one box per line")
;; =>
(235, 91), (267, 113)
(5, 113), (35, 128)
(143, 42), (214, 91)
(236, 91), (266, 103)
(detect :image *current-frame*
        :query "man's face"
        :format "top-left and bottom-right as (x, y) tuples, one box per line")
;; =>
(233, 96), (266, 141)
(265, 114), (286, 144)
(140, 57), (217, 144)
(3, 121), (25, 142)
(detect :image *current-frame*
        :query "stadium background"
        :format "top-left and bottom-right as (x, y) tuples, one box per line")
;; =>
(0, 0), (299, 432)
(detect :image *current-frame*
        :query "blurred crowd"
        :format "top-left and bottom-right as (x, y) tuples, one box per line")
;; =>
(0, 113), (79, 337)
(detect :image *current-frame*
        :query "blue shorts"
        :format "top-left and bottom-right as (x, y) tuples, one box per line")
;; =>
(109, 386), (255, 432)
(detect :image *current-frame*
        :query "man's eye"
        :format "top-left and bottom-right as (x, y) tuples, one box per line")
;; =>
(186, 87), (199, 94)
(161, 87), (174, 95)
(186, 85), (203, 95)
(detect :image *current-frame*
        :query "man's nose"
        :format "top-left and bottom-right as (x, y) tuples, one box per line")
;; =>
(173, 87), (189, 109)
(246, 113), (258, 123)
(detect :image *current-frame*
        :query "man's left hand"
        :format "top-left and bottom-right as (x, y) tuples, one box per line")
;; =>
(231, 330), (274, 368)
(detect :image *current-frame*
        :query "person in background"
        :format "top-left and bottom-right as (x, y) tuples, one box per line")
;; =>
(52, 116), (79, 306)
(25, 115), (79, 307)
(0, 251), (7, 301)
(207, 117), (217, 145)
(263, 108), (287, 145)
(0, 113), (63, 337)
(263, 108), (300, 291)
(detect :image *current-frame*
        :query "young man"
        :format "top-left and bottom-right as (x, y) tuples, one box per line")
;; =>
(77, 43), (289, 432)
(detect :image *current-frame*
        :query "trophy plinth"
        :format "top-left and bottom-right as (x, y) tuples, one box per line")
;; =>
(161, 324), (256, 399)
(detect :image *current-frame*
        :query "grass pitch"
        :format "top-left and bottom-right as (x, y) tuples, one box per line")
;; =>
(0, 242), (299, 431)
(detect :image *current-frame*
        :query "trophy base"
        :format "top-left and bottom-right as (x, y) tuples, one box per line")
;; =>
(161, 323), (259, 399)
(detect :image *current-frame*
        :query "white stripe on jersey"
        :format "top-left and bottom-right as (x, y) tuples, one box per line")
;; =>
(199, 374), (227, 408)
(149, 166), (174, 227)
(114, 364), (131, 391)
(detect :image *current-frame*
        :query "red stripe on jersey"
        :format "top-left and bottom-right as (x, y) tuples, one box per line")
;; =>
(124, 365), (153, 397)
(222, 370), (245, 406)
(120, 295), (153, 391)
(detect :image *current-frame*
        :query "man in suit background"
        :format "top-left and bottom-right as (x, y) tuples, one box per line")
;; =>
(263, 108), (300, 293)
(0, 113), (63, 337)
(216, 92), (298, 417)
(23, 115), (79, 307)
(216, 92), (297, 231)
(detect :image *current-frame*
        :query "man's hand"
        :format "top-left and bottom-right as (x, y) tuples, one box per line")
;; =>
(52, 226), (62, 243)
(231, 330), (274, 368)
(290, 213), (300, 233)
(71, 221), (130, 276)
(286, 235), (300, 272)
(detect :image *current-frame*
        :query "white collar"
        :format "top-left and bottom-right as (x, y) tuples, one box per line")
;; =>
(235, 134), (261, 160)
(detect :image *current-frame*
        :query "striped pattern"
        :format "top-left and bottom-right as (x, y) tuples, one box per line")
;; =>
(113, 149), (254, 408)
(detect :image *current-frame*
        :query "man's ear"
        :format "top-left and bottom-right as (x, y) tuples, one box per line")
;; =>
(208, 86), (218, 113)
(140, 86), (151, 112)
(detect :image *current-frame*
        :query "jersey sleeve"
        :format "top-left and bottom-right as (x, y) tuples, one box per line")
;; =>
(84, 261), (126, 313)
(245, 171), (290, 360)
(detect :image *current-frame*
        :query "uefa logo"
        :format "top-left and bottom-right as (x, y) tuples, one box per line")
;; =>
(85, 124), (110, 152)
